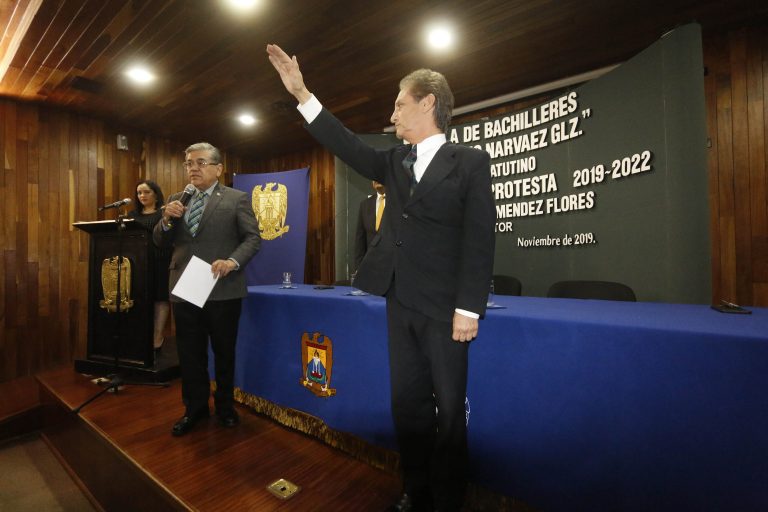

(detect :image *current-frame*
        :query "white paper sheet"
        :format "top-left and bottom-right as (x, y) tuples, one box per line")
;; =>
(171, 255), (218, 307)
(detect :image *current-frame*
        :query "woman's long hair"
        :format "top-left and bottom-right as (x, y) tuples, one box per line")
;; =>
(132, 180), (165, 213)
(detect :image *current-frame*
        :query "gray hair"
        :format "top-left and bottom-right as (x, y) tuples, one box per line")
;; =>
(184, 142), (221, 163)
(399, 69), (455, 133)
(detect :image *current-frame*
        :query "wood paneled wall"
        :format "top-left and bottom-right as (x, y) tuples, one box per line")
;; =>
(2, 22), (767, 383)
(0, 99), (251, 382)
(704, 24), (768, 307)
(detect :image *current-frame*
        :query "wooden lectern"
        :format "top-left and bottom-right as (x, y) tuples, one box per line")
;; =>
(73, 219), (178, 381)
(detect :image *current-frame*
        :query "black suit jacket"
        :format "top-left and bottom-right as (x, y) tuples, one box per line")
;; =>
(308, 109), (495, 322)
(353, 194), (378, 272)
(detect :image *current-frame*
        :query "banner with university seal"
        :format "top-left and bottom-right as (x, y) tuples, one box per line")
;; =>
(234, 167), (310, 285)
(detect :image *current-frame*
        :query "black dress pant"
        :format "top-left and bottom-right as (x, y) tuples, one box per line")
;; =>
(386, 293), (469, 512)
(173, 298), (242, 416)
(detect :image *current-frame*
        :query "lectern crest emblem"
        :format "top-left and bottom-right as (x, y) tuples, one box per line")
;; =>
(300, 332), (336, 397)
(252, 183), (290, 240)
(99, 256), (133, 312)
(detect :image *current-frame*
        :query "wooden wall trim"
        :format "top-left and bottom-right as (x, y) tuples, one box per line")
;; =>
(0, 376), (43, 441)
(0, 375), (40, 420)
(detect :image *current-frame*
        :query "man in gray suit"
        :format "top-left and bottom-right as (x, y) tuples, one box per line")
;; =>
(154, 142), (260, 436)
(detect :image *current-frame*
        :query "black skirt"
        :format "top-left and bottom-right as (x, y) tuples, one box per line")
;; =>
(128, 210), (171, 302)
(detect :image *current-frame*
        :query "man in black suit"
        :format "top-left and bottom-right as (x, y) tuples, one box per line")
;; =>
(268, 45), (495, 511)
(154, 142), (261, 437)
(354, 180), (386, 273)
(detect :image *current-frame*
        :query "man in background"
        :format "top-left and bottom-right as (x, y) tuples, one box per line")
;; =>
(267, 44), (495, 512)
(154, 142), (260, 437)
(354, 180), (386, 273)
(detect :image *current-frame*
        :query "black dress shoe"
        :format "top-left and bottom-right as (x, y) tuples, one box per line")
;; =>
(171, 411), (208, 437)
(386, 493), (414, 512)
(217, 408), (240, 428)
(387, 491), (435, 512)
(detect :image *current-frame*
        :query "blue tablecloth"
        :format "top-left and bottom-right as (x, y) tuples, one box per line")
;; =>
(233, 285), (768, 511)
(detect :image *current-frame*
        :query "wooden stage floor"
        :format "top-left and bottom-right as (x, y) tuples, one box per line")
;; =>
(36, 366), (401, 511)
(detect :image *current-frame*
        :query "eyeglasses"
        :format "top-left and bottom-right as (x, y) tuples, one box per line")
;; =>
(183, 159), (220, 170)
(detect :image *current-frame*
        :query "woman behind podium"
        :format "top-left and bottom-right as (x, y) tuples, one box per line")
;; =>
(128, 180), (171, 356)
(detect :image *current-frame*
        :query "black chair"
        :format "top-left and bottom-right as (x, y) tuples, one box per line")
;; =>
(492, 274), (522, 296)
(546, 280), (636, 301)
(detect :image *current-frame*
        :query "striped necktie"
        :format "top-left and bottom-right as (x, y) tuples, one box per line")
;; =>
(187, 191), (206, 236)
(402, 145), (417, 196)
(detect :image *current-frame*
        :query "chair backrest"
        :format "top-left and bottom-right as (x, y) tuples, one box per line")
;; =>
(492, 275), (522, 296)
(546, 280), (636, 301)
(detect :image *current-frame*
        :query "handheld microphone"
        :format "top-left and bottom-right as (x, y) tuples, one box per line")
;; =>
(99, 198), (132, 211)
(167, 184), (197, 228)
(179, 184), (197, 207)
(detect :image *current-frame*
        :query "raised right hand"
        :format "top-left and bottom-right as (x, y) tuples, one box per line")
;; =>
(266, 44), (312, 104)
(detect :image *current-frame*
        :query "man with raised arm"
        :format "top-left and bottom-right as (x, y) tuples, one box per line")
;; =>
(267, 44), (495, 512)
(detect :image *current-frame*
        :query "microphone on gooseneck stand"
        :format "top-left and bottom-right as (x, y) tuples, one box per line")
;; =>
(167, 184), (197, 228)
(99, 198), (132, 211)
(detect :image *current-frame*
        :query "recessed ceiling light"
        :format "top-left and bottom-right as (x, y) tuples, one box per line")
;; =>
(426, 24), (455, 50)
(125, 66), (155, 85)
(225, 0), (259, 10)
(238, 114), (256, 126)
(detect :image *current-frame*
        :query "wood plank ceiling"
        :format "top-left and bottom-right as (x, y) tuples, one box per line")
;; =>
(1, 0), (766, 161)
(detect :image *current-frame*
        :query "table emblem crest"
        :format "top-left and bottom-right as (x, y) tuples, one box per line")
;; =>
(300, 332), (336, 397)
(252, 182), (290, 240)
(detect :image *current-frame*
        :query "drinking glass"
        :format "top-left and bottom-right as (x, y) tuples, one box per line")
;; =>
(487, 279), (496, 307)
(349, 272), (367, 296)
